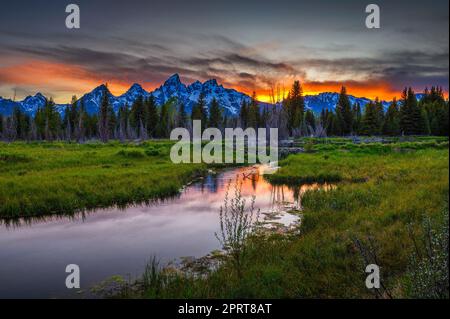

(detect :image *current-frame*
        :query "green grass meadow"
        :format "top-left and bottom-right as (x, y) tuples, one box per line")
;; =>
(0, 141), (205, 219)
(1, 138), (448, 298)
(105, 138), (448, 298)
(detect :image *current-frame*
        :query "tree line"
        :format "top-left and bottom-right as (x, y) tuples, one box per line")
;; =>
(318, 86), (449, 137)
(0, 83), (448, 142)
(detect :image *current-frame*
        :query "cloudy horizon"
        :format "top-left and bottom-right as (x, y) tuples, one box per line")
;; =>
(0, 0), (448, 103)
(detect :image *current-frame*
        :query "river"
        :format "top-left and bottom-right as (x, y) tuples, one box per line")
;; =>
(0, 165), (333, 298)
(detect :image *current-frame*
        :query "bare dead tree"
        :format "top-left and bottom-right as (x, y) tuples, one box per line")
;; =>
(353, 236), (393, 299)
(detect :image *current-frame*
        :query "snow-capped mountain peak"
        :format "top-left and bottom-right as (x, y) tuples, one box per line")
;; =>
(0, 75), (427, 117)
(203, 79), (219, 88)
(164, 73), (182, 85)
(127, 83), (145, 93)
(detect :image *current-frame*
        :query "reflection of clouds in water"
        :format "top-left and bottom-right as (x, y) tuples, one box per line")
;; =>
(0, 165), (335, 298)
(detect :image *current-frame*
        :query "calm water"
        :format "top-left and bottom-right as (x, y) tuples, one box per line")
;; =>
(0, 165), (332, 298)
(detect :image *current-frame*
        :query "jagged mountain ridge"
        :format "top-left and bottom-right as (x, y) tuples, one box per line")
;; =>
(0, 74), (421, 117)
(61, 74), (256, 116)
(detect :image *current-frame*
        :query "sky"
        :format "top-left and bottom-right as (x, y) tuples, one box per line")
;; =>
(0, 0), (448, 103)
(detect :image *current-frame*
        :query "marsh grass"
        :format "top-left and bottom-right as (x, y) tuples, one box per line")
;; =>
(116, 138), (448, 298)
(116, 149), (147, 158)
(0, 141), (206, 218)
(404, 206), (449, 298)
(2, 138), (448, 298)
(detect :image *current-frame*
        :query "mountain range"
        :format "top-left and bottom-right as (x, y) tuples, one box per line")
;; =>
(0, 74), (416, 117)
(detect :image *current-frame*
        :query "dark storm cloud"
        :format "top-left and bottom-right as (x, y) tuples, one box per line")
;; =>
(298, 48), (449, 90)
(4, 35), (306, 87)
(239, 72), (256, 80)
(0, 0), (448, 100)
(182, 53), (299, 74)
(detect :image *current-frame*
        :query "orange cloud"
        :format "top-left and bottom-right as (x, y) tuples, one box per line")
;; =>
(245, 80), (413, 103)
(1, 60), (445, 105)
(0, 60), (134, 102)
(302, 80), (399, 101)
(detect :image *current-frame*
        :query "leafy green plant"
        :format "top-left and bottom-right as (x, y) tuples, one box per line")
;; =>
(405, 206), (449, 298)
(304, 141), (315, 153)
(116, 149), (146, 158)
(215, 179), (260, 279)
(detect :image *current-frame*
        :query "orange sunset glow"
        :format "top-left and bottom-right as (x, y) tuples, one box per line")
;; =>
(1, 59), (439, 104)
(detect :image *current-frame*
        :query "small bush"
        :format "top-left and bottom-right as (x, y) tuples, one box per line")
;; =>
(405, 207), (449, 299)
(0, 152), (33, 163)
(145, 148), (162, 157)
(116, 149), (146, 158)
(304, 141), (315, 153)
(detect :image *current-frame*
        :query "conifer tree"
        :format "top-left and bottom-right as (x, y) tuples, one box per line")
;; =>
(419, 86), (448, 136)
(87, 114), (99, 140)
(420, 108), (431, 135)
(239, 100), (249, 128)
(361, 101), (380, 135)
(117, 105), (128, 141)
(285, 81), (305, 135)
(320, 109), (327, 128)
(0, 114), (3, 138)
(222, 114), (229, 130)
(130, 95), (146, 139)
(12, 106), (32, 140)
(157, 101), (170, 138)
(336, 86), (353, 135)
(304, 110), (316, 130)
(177, 102), (188, 128)
(76, 100), (87, 142)
(260, 105), (268, 128)
(146, 96), (158, 138)
(247, 92), (260, 128)
(98, 90), (111, 142)
(34, 107), (45, 140)
(383, 98), (400, 136)
(374, 97), (385, 132)
(352, 102), (362, 134)
(191, 92), (208, 131)
(208, 98), (222, 128)
(65, 95), (78, 140)
(329, 112), (341, 136)
(42, 98), (60, 141)
(400, 87), (421, 135)
(108, 105), (118, 139)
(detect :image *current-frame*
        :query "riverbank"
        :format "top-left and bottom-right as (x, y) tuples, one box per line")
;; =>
(108, 138), (448, 298)
(0, 141), (207, 219)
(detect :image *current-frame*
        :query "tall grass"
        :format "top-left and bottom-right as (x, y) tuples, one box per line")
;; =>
(0, 141), (206, 219)
(116, 139), (448, 298)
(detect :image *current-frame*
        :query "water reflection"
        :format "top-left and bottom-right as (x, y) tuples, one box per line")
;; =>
(0, 166), (334, 298)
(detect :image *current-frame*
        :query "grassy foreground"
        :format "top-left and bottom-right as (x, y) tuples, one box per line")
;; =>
(0, 141), (206, 219)
(108, 138), (448, 298)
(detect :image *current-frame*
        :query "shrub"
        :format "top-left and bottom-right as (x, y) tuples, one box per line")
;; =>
(0, 152), (32, 163)
(145, 148), (162, 157)
(116, 149), (146, 158)
(304, 141), (315, 153)
(405, 206), (449, 299)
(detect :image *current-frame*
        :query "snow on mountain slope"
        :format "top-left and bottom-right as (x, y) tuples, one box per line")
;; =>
(304, 92), (390, 113)
(151, 74), (250, 115)
(0, 93), (47, 116)
(73, 73), (252, 116)
(0, 74), (424, 117)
